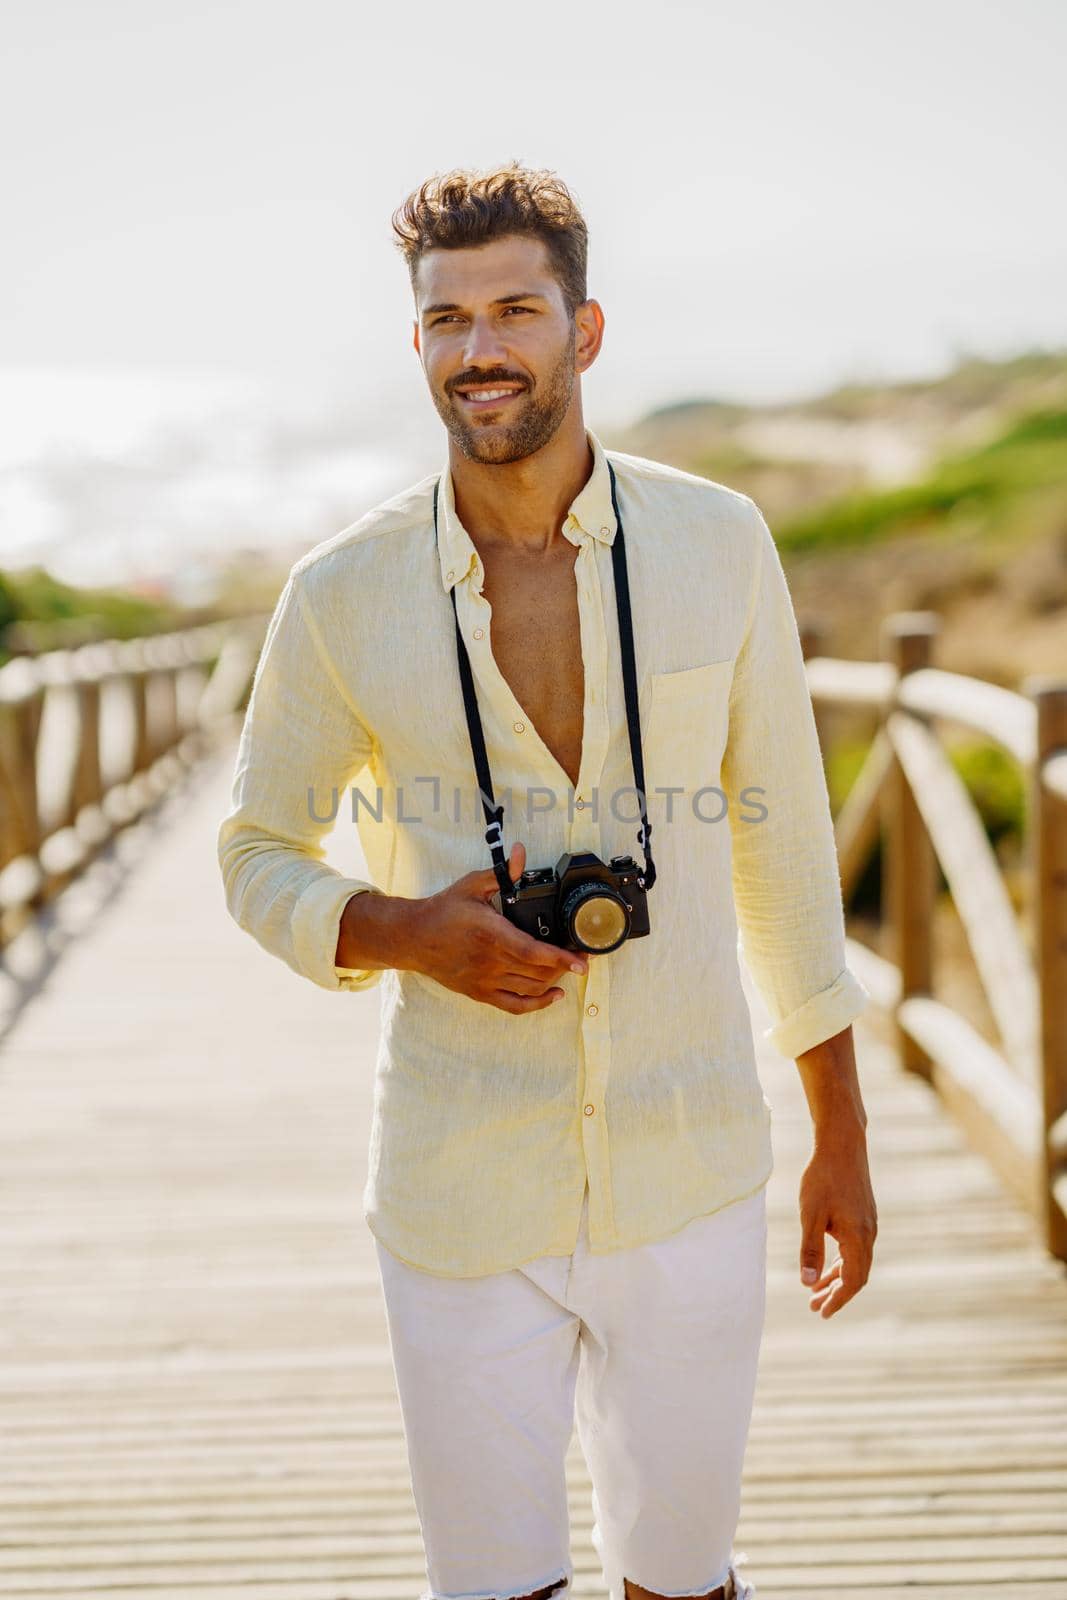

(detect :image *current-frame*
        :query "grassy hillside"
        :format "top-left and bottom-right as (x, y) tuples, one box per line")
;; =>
(776, 406), (1067, 553)
(617, 350), (1067, 685)
(616, 348), (1067, 532)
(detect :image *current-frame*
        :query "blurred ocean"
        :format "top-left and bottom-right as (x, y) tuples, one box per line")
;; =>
(0, 368), (441, 598)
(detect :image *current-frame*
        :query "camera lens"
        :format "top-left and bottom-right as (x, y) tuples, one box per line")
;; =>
(561, 880), (631, 953)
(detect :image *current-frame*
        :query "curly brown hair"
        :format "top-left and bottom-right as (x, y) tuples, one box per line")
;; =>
(391, 160), (589, 319)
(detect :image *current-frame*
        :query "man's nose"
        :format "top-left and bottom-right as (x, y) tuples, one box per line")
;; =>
(462, 315), (509, 368)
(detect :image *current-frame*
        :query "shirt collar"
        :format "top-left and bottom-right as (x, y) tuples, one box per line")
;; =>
(435, 426), (617, 594)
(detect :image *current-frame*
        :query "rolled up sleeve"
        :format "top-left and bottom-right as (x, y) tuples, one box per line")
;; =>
(721, 498), (870, 1058)
(216, 566), (385, 993)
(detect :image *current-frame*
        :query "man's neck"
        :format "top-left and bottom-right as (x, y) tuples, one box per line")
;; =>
(448, 413), (594, 557)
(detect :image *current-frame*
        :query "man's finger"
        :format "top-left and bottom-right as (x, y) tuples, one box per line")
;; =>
(839, 1233), (874, 1294)
(816, 1238), (871, 1318)
(494, 919), (588, 975)
(498, 970), (568, 997)
(818, 1278), (858, 1318)
(809, 1267), (841, 1311)
(811, 1257), (842, 1291)
(799, 1214), (827, 1286)
(490, 985), (564, 1014)
(466, 841), (527, 903)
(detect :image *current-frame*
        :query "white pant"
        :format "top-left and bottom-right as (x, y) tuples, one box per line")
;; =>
(374, 1180), (768, 1600)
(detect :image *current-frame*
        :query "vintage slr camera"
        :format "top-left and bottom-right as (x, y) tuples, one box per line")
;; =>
(502, 849), (651, 955)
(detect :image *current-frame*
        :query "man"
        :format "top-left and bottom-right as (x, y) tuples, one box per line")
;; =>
(217, 161), (878, 1600)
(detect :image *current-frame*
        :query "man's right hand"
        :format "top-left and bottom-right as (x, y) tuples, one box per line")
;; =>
(406, 840), (590, 1013)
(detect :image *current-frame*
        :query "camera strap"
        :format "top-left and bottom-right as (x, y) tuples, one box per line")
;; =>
(432, 457), (656, 905)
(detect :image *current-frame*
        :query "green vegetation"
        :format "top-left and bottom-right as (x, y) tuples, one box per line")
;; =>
(947, 738), (1028, 846)
(0, 567), (181, 666)
(776, 404), (1067, 553)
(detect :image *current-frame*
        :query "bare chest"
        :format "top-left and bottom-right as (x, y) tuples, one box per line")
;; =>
(478, 546), (585, 790)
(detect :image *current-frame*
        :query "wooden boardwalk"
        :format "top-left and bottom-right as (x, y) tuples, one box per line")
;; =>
(1, 738), (1066, 1599)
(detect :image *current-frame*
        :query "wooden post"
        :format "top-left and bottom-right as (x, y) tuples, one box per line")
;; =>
(128, 645), (153, 778)
(72, 671), (103, 813)
(157, 668), (179, 757)
(881, 613), (939, 1079)
(0, 688), (44, 863)
(1026, 677), (1067, 1263)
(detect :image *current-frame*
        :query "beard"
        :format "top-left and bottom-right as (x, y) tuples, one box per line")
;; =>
(432, 323), (577, 465)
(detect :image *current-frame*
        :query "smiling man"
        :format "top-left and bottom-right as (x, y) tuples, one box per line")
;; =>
(217, 161), (877, 1600)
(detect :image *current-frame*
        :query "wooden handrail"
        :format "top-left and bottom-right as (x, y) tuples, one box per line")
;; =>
(0, 615), (269, 944)
(802, 618), (1067, 1261)
(898, 669), (1037, 766)
(803, 657), (1039, 764)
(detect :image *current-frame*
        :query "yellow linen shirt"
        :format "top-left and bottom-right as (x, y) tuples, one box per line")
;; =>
(217, 426), (869, 1276)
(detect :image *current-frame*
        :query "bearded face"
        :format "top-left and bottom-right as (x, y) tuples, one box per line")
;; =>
(414, 234), (584, 466)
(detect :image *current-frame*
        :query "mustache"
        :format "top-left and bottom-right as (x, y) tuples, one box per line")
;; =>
(448, 370), (530, 394)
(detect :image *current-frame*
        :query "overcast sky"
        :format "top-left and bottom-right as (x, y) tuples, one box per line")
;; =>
(3, 0), (1065, 441)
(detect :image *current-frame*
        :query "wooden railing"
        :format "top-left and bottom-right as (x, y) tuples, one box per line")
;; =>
(800, 611), (1067, 1262)
(0, 617), (268, 949)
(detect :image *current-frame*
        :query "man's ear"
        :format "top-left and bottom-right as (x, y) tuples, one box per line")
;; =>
(574, 299), (605, 376)
(412, 319), (421, 356)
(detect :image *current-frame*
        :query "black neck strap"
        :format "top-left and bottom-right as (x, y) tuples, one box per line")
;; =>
(432, 458), (656, 906)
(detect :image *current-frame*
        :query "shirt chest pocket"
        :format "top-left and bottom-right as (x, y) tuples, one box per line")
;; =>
(643, 659), (736, 802)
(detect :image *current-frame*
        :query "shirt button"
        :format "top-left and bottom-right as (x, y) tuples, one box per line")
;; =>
(600, 526), (611, 537)
(586, 1003), (598, 1017)
(513, 720), (525, 733)
(575, 796), (585, 809)
(446, 569), (455, 581)
(473, 627), (485, 639)
(584, 1103), (595, 1116)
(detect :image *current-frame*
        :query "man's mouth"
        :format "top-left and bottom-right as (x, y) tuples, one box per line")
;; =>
(453, 384), (527, 412)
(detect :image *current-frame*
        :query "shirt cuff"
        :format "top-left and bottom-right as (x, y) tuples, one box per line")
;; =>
(763, 966), (871, 1059)
(290, 877), (386, 993)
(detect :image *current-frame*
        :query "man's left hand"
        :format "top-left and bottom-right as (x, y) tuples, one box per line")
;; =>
(797, 1129), (878, 1319)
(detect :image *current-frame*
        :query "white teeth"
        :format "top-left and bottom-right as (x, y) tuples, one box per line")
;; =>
(464, 388), (518, 401)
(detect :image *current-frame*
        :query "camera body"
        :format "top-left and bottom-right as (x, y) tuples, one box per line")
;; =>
(502, 849), (650, 954)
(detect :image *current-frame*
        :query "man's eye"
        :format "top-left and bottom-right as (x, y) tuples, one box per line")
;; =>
(431, 307), (532, 327)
